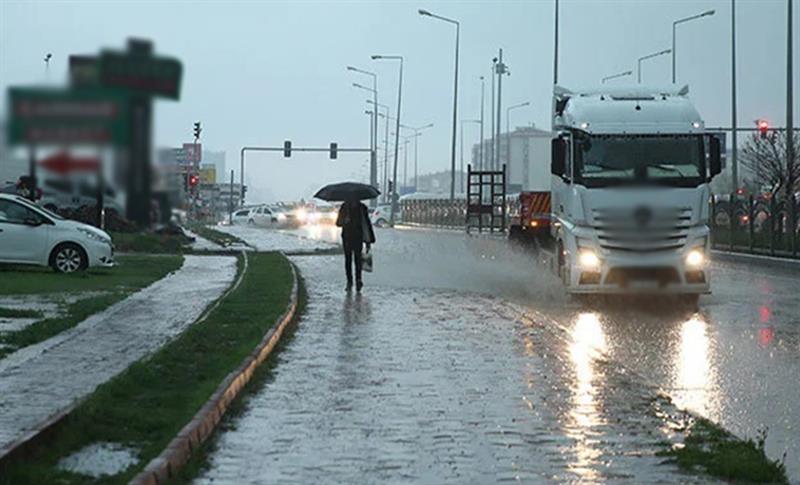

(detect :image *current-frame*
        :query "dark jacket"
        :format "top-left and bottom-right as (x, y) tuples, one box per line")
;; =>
(336, 202), (376, 243)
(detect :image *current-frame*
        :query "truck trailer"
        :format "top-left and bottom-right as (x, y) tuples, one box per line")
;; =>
(546, 84), (722, 301)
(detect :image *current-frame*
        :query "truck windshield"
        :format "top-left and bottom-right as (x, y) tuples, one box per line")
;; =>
(574, 134), (705, 188)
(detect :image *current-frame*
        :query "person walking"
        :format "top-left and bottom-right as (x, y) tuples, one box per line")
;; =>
(336, 198), (376, 292)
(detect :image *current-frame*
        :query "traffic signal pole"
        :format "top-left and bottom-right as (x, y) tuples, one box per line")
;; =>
(238, 144), (373, 206)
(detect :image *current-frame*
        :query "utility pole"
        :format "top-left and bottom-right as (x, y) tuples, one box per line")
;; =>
(491, 58), (497, 170)
(480, 76), (485, 170)
(553, 0), (559, 85)
(44, 53), (52, 81)
(731, 0), (738, 190)
(228, 169), (234, 225)
(786, 0), (794, 204)
(495, 49), (508, 169)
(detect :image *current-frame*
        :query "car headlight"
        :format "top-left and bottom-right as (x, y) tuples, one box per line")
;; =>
(685, 248), (705, 267)
(295, 209), (307, 221)
(578, 250), (600, 270)
(77, 227), (110, 243)
(277, 213), (287, 221)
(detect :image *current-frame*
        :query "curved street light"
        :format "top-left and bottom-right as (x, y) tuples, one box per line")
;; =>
(602, 70), (633, 83)
(371, 55), (403, 224)
(672, 9), (715, 83)
(419, 8), (460, 201)
(637, 48), (671, 83)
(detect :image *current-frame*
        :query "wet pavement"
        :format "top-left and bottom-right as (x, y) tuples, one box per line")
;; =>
(198, 229), (800, 483)
(0, 255), (237, 455)
(198, 226), (800, 483)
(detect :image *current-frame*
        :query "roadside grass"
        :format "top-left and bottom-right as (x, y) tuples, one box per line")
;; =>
(188, 224), (249, 248)
(171, 274), (307, 484)
(0, 252), (293, 484)
(0, 308), (43, 319)
(658, 417), (788, 484)
(109, 231), (193, 254)
(0, 255), (183, 359)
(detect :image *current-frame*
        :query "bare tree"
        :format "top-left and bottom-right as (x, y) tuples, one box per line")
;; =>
(739, 130), (800, 198)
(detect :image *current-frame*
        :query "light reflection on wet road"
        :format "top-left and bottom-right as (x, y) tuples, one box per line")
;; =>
(202, 225), (800, 483)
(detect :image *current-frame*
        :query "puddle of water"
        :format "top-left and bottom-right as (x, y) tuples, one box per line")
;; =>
(57, 442), (139, 478)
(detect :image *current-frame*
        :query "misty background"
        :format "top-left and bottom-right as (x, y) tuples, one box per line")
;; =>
(1, 0), (797, 203)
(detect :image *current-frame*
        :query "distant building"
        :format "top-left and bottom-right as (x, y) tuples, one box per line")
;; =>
(471, 125), (553, 192)
(202, 150), (226, 182)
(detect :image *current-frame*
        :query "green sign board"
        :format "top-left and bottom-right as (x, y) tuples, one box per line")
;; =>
(7, 87), (129, 145)
(99, 50), (182, 100)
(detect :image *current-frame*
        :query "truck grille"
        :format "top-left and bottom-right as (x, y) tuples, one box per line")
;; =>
(592, 207), (692, 253)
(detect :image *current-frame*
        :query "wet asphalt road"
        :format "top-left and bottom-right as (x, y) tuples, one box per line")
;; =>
(201, 224), (800, 483)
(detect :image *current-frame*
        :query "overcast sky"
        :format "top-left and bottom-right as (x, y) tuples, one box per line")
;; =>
(1, 0), (797, 202)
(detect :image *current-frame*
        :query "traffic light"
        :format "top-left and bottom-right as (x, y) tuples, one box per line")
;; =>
(189, 174), (199, 188)
(284, 140), (292, 157)
(193, 121), (202, 140)
(329, 142), (338, 160)
(757, 119), (769, 139)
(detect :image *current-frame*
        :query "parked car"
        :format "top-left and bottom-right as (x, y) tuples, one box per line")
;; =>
(0, 194), (114, 273)
(370, 204), (400, 227)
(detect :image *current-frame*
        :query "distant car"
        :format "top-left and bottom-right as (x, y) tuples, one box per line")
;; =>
(271, 207), (301, 228)
(313, 205), (339, 225)
(231, 208), (253, 225)
(0, 194), (114, 273)
(370, 204), (400, 227)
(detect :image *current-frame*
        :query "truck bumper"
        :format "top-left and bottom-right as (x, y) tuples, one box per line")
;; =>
(564, 249), (711, 295)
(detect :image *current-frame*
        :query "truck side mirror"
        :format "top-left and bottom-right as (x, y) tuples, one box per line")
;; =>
(709, 136), (722, 178)
(551, 138), (567, 177)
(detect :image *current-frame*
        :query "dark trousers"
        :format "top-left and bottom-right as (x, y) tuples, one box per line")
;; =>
(342, 238), (363, 284)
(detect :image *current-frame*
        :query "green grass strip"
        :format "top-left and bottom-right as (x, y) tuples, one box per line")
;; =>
(0, 255), (183, 359)
(0, 308), (43, 319)
(188, 224), (248, 248)
(0, 252), (293, 484)
(659, 417), (788, 483)
(109, 232), (194, 254)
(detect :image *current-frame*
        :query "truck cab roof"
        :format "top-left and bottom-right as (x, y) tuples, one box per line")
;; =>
(553, 84), (704, 135)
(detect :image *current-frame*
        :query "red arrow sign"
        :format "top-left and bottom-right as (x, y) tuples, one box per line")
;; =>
(39, 151), (99, 174)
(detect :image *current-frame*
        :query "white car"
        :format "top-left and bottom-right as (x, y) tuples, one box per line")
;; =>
(231, 208), (254, 225)
(0, 194), (114, 273)
(370, 204), (400, 227)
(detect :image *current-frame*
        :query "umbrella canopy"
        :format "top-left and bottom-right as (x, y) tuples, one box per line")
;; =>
(314, 182), (380, 202)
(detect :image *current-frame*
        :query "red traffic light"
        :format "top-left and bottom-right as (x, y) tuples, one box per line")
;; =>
(188, 174), (199, 187)
(757, 119), (769, 138)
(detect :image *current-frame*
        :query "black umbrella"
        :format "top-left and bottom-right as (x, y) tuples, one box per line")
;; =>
(314, 182), (380, 202)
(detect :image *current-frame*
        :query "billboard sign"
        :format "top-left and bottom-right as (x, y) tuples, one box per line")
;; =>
(7, 87), (128, 145)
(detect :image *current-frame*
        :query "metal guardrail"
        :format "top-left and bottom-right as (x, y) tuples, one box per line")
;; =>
(710, 194), (799, 259)
(399, 193), (800, 260)
(400, 199), (468, 228)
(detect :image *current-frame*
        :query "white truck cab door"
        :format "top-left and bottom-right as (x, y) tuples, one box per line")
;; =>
(0, 199), (50, 264)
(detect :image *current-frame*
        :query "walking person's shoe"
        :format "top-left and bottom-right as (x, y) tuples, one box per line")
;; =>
(356, 280), (363, 292)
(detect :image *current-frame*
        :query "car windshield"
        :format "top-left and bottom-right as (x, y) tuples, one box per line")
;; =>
(574, 134), (705, 188)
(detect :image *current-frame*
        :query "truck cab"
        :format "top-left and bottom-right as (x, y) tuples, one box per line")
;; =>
(550, 85), (722, 299)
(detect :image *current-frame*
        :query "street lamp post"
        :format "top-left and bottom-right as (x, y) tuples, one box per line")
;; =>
(348, 66), (379, 206)
(602, 70), (633, 83)
(419, 9), (460, 201)
(401, 123), (433, 190)
(479, 76), (485, 170)
(370, 101), (391, 201)
(372, 55), (403, 225)
(506, 102), (529, 182)
(491, 58), (497, 169)
(637, 48), (671, 83)
(495, 49), (509, 169)
(461, 119), (480, 192)
(672, 9), (715, 83)
(731, 0), (738, 191)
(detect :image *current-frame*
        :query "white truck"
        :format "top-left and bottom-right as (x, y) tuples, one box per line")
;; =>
(549, 85), (722, 302)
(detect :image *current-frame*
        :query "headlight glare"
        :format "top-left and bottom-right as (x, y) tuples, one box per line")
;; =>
(686, 248), (705, 267)
(578, 250), (600, 270)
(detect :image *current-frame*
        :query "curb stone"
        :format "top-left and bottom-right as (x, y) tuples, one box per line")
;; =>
(130, 253), (299, 485)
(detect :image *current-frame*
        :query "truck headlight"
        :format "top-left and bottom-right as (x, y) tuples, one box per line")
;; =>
(686, 248), (705, 267)
(578, 250), (600, 270)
